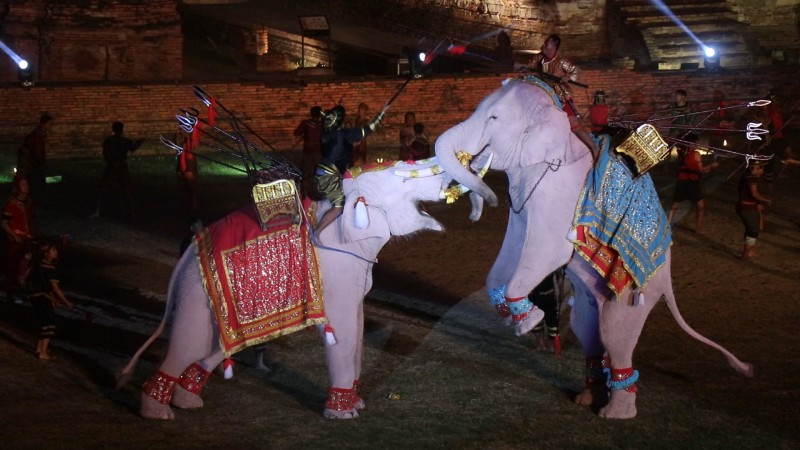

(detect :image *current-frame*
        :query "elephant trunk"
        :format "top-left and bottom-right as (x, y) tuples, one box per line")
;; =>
(434, 123), (498, 207)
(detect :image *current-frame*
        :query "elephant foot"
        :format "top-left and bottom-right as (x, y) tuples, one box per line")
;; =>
(323, 408), (359, 419)
(172, 385), (204, 409)
(140, 392), (175, 420)
(514, 308), (545, 336)
(324, 387), (360, 419)
(599, 389), (637, 419)
(574, 384), (609, 407)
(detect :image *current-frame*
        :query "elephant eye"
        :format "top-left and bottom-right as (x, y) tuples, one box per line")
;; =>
(489, 115), (498, 120)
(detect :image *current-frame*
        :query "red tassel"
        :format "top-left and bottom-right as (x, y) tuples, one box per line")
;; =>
(208, 98), (217, 126)
(553, 335), (561, 358)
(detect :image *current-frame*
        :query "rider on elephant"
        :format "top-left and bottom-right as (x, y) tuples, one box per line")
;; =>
(314, 104), (387, 234)
(529, 34), (600, 157)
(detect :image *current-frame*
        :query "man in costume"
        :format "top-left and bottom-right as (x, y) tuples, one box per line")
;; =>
(1, 174), (35, 304)
(17, 114), (53, 201)
(529, 34), (599, 156)
(666, 134), (719, 232)
(588, 90), (611, 135)
(736, 161), (771, 259)
(314, 104), (387, 233)
(294, 106), (324, 198)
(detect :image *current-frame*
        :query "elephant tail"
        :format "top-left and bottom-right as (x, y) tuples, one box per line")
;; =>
(662, 289), (755, 378)
(114, 248), (185, 389)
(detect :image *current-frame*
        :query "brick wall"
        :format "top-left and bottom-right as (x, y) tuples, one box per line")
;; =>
(0, 67), (797, 159)
(0, 0), (182, 83)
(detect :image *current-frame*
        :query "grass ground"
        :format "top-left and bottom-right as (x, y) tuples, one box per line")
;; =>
(0, 151), (798, 449)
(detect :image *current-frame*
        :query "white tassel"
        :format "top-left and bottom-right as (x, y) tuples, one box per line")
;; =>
(223, 358), (234, 379)
(566, 228), (578, 241)
(637, 291), (645, 306)
(324, 324), (337, 346)
(354, 196), (369, 229)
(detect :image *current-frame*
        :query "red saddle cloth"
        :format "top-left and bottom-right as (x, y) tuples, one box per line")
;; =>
(574, 225), (634, 296)
(194, 205), (325, 356)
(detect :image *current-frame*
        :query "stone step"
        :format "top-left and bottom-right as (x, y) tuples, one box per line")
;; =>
(614, 0), (729, 7)
(627, 12), (739, 26)
(620, 5), (733, 18)
(653, 42), (749, 59)
(655, 52), (754, 70)
(642, 19), (741, 36)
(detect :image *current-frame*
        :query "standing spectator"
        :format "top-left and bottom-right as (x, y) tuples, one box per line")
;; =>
(667, 134), (720, 232)
(399, 112), (416, 159)
(28, 240), (74, 360)
(736, 161), (771, 260)
(528, 34), (599, 156)
(400, 123), (431, 161)
(91, 121), (144, 220)
(17, 114), (53, 201)
(350, 103), (371, 167)
(669, 89), (695, 136)
(1, 174), (35, 304)
(294, 106), (323, 199)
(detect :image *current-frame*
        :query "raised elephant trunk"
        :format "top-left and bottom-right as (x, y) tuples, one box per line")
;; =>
(434, 123), (499, 207)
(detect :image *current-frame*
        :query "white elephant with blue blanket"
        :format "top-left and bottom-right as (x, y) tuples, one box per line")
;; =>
(434, 77), (754, 419)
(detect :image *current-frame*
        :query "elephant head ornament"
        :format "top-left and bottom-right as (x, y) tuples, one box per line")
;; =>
(435, 78), (753, 419)
(118, 157), (483, 420)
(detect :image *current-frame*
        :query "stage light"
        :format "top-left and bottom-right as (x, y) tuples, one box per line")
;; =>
(703, 46), (720, 70)
(418, 52), (426, 62)
(18, 59), (28, 70)
(17, 63), (34, 88)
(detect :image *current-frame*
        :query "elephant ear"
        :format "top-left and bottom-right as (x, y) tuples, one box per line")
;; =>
(340, 193), (390, 243)
(518, 105), (574, 168)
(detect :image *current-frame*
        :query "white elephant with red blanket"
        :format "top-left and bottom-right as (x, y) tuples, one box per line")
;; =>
(118, 158), (480, 420)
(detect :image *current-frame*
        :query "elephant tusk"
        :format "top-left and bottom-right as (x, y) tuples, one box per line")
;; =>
(440, 184), (471, 204)
(394, 164), (443, 178)
(475, 153), (493, 178)
(439, 153), (492, 204)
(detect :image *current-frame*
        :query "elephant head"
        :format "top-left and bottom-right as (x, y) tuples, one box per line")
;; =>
(339, 157), (487, 243)
(434, 79), (580, 215)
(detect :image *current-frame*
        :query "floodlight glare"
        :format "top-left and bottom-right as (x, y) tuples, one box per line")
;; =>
(418, 52), (426, 62)
(704, 46), (716, 58)
(18, 59), (28, 70)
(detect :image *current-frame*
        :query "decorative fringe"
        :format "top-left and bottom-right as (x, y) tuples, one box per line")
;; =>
(633, 290), (645, 306)
(553, 335), (562, 358)
(223, 358), (234, 379)
(354, 197), (369, 229)
(325, 324), (337, 346)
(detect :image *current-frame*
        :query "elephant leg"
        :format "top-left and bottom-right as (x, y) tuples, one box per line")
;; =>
(352, 303), (365, 410)
(140, 372), (178, 420)
(322, 286), (364, 419)
(172, 350), (226, 410)
(141, 262), (217, 419)
(597, 292), (657, 419)
(566, 257), (610, 407)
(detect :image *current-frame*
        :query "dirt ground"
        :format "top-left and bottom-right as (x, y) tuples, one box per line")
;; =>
(0, 153), (799, 449)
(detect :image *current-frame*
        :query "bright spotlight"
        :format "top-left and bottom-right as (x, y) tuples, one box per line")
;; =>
(18, 59), (28, 70)
(703, 45), (720, 71)
(418, 52), (426, 62)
